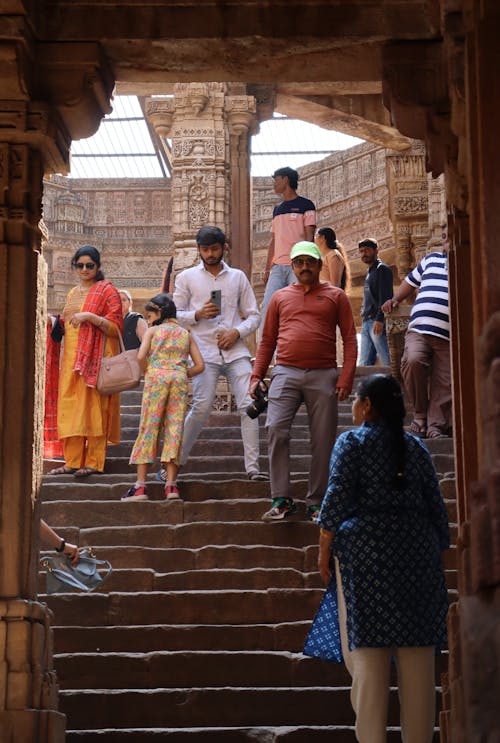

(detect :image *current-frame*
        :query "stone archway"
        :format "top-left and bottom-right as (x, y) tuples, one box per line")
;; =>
(1, 2), (499, 742)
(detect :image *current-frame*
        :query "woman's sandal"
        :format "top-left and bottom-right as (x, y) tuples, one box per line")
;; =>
(408, 420), (426, 437)
(73, 467), (101, 478)
(48, 465), (77, 475)
(427, 429), (447, 439)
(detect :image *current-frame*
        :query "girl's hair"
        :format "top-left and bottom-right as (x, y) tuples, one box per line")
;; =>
(144, 293), (177, 325)
(357, 374), (407, 489)
(71, 245), (105, 281)
(316, 227), (350, 291)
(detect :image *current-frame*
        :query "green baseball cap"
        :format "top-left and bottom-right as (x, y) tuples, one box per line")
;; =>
(290, 241), (322, 262)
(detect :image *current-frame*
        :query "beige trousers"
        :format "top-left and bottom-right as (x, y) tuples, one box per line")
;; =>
(335, 559), (436, 743)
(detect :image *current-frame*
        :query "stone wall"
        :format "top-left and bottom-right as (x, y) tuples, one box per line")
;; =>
(43, 175), (172, 311)
(43, 140), (433, 323)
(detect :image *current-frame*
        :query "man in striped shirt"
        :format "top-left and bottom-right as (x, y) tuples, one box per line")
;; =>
(382, 234), (451, 438)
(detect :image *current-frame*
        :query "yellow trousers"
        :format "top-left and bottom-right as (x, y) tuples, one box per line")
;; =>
(63, 435), (106, 472)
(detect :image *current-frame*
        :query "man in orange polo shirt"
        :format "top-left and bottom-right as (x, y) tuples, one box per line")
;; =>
(251, 241), (357, 522)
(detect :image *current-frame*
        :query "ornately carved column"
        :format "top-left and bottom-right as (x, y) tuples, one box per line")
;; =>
(146, 84), (256, 277)
(227, 92), (257, 277)
(0, 29), (114, 741)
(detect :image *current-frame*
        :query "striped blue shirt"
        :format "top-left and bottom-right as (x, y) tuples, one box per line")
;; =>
(405, 252), (449, 341)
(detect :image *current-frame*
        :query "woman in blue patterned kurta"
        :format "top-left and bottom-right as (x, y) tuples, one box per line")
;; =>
(304, 374), (449, 743)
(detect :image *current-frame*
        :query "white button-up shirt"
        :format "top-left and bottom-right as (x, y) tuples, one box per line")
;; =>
(173, 261), (260, 364)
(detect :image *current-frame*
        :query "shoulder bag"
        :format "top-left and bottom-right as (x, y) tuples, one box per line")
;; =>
(40, 548), (113, 594)
(97, 326), (142, 395)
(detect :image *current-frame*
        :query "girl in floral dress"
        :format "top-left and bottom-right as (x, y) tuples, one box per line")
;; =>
(122, 293), (204, 501)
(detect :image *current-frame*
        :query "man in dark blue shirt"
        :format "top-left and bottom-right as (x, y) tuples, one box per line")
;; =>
(358, 238), (393, 366)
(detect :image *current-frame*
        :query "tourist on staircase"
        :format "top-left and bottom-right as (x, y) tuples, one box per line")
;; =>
(305, 373), (449, 743)
(381, 227), (451, 438)
(251, 240), (357, 523)
(119, 289), (147, 350)
(358, 237), (393, 367)
(260, 166), (317, 332)
(122, 293), (204, 501)
(314, 226), (350, 290)
(48, 245), (123, 478)
(170, 224), (268, 482)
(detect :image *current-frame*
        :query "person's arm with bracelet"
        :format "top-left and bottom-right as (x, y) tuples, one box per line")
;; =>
(381, 279), (416, 314)
(70, 312), (120, 336)
(40, 519), (79, 564)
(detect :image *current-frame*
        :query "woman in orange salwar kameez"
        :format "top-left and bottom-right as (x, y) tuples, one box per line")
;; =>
(49, 245), (123, 478)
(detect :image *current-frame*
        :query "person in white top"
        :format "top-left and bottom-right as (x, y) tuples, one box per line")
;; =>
(172, 225), (268, 480)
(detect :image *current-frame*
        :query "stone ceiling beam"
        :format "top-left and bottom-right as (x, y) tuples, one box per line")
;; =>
(275, 92), (412, 151)
(109, 41), (386, 84)
(37, 2), (440, 42)
(277, 81), (383, 96)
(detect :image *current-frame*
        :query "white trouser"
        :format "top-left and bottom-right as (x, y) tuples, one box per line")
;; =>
(180, 357), (260, 474)
(335, 559), (436, 743)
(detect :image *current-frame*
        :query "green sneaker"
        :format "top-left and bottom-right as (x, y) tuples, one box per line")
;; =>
(306, 505), (321, 523)
(262, 497), (297, 522)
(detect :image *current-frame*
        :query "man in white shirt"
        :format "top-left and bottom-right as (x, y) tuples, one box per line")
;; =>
(173, 225), (267, 480)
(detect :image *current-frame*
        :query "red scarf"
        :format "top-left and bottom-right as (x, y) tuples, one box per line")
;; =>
(73, 280), (124, 388)
(44, 320), (63, 458)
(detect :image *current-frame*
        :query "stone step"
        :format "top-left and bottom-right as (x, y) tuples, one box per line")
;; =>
(106, 433), (455, 458)
(55, 650), (353, 690)
(40, 475), (456, 506)
(119, 411), (358, 429)
(43, 452), (456, 477)
(39, 520), (459, 552)
(52, 622), (314, 654)
(59, 687), (439, 729)
(41, 562), (457, 595)
(41, 497), (458, 528)
(65, 726), (439, 742)
(42, 589), (327, 627)
(42, 586), (457, 628)
(54, 648), (448, 691)
(40, 542), (457, 574)
(40, 567), (322, 594)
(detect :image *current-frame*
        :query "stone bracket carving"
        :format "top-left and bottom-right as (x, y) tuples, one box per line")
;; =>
(382, 40), (456, 177)
(35, 42), (114, 142)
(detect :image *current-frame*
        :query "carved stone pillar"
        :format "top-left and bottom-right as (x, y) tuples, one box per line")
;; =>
(0, 32), (114, 741)
(146, 84), (256, 278)
(0, 128), (66, 743)
(386, 143), (430, 278)
(227, 94), (257, 278)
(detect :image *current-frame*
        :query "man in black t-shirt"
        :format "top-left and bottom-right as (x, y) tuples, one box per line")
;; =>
(119, 290), (147, 350)
(358, 238), (393, 366)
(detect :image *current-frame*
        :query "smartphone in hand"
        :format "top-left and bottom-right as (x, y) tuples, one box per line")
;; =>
(210, 289), (222, 314)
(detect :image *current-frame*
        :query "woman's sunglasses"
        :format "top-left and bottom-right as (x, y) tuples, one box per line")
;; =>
(75, 262), (96, 270)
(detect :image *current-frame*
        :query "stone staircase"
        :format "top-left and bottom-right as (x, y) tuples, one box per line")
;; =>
(40, 372), (457, 741)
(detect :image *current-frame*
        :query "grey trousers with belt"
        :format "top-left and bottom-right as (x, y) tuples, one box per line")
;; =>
(265, 365), (339, 505)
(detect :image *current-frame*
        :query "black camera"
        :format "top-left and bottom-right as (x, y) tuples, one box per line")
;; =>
(246, 381), (269, 419)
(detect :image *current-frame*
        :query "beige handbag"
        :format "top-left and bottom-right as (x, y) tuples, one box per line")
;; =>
(97, 328), (142, 395)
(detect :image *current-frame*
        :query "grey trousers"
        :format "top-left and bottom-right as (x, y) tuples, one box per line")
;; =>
(265, 365), (339, 505)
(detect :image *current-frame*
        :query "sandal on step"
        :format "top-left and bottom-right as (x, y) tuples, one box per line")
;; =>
(409, 420), (426, 437)
(426, 429), (447, 439)
(248, 471), (270, 481)
(48, 465), (77, 475)
(73, 467), (101, 478)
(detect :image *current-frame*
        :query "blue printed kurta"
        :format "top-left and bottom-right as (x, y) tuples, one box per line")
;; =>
(304, 422), (449, 662)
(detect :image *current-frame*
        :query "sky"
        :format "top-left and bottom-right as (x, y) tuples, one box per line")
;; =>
(69, 95), (363, 179)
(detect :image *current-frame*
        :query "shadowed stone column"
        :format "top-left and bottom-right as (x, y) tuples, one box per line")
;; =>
(0, 31), (114, 741)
